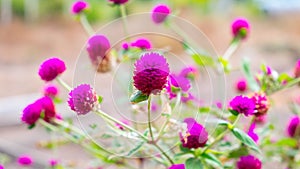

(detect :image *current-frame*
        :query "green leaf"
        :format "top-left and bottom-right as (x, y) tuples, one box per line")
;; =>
(180, 144), (192, 153)
(53, 97), (63, 104)
(217, 119), (230, 127)
(278, 73), (293, 83)
(229, 109), (239, 116)
(185, 158), (203, 169)
(242, 58), (260, 92)
(199, 107), (211, 113)
(231, 128), (260, 153)
(98, 96), (103, 104)
(127, 141), (145, 156)
(28, 123), (35, 130)
(228, 146), (249, 158)
(191, 54), (215, 67)
(201, 153), (223, 168)
(130, 90), (149, 104)
(275, 138), (297, 147)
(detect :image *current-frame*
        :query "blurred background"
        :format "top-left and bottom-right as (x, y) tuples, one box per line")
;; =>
(0, 0), (300, 168)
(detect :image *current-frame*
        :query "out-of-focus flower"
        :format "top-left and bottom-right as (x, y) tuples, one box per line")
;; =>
(49, 159), (58, 167)
(0, 164), (4, 169)
(87, 35), (112, 73)
(236, 155), (262, 169)
(133, 52), (169, 95)
(43, 83), (59, 98)
(294, 59), (300, 78)
(18, 155), (33, 166)
(36, 96), (56, 122)
(151, 4), (171, 24)
(38, 58), (66, 81)
(71, 0), (88, 14)
(181, 93), (195, 103)
(229, 95), (255, 116)
(166, 73), (191, 99)
(68, 84), (98, 115)
(254, 115), (266, 124)
(180, 118), (208, 149)
(122, 42), (129, 50)
(251, 92), (269, 117)
(287, 116), (300, 137)
(130, 38), (152, 50)
(235, 78), (247, 92)
(231, 18), (250, 39)
(21, 103), (42, 125)
(179, 66), (198, 80)
(169, 164), (185, 169)
(247, 123), (259, 143)
(108, 0), (128, 5)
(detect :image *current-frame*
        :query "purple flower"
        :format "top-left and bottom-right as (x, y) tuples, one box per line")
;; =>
(179, 66), (197, 79)
(231, 18), (250, 39)
(152, 4), (171, 24)
(294, 59), (300, 78)
(180, 118), (208, 149)
(22, 102), (42, 125)
(229, 95), (255, 116)
(166, 73), (191, 100)
(133, 52), (169, 95)
(43, 83), (59, 97)
(181, 93), (195, 103)
(169, 164), (185, 169)
(86, 35), (111, 72)
(18, 155), (33, 166)
(236, 155), (262, 169)
(130, 38), (152, 50)
(49, 159), (58, 167)
(71, 1), (88, 14)
(68, 84), (98, 115)
(36, 96), (56, 122)
(247, 123), (259, 143)
(109, 0), (128, 5)
(251, 93), (269, 117)
(122, 42), (129, 50)
(235, 78), (247, 92)
(0, 165), (3, 169)
(38, 57), (66, 81)
(287, 116), (300, 137)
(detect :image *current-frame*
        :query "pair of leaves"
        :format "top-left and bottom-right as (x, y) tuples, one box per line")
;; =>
(231, 128), (260, 153)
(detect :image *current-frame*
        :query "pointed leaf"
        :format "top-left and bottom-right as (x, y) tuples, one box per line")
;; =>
(231, 128), (260, 153)
(201, 153), (223, 168)
(130, 90), (149, 104)
(185, 158), (203, 169)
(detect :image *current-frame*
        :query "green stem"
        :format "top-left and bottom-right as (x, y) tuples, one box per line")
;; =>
(80, 14), (95, 36)
(268, 77), (300, 95)
(222, 38), (240, 60)
(56, 77), (72, 91)
(119, 4), (129, 40)
(153, 143), (174, 165)
(147, 95), (155, 142)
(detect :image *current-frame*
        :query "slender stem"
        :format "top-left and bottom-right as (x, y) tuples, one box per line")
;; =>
(147, 95), (155, 142)
(56, 77), (72, 91)
(153, 143), (174, 165)
(222, 38), (240, 60)
(119, 4), (129, 40)
(268, 77), (300, 95)
(80, 14), (95, 36)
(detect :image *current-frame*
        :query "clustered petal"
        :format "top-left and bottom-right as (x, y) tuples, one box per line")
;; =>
(251, 93), (269, 116)
(236, 155), (262, 169)
(68, 84), (98, 115)
(180, 118), (208, 149)
(235, 78), (247, 92)
(231, 17), (250, 39)
(133, 52), (169, 95)
(71, 0), (88, 14)
(18, 155), (33, 166)
(151, 4), (171, 24)
(43, 83), (59, 98)
(130, 38), (152, 50)
(38, 57), (66, 81)
(169, 164), (185, 169)
(229, 95), (255, 116)
(287, 116), (300, 137)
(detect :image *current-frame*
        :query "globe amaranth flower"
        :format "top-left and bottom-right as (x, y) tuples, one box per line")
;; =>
(22, 102), (42, 125)
(235, 78), (247, 92)
(71, 1), (88, 14)
(287, 116), (300, 137)
(68, 84), (98, 115)
(49, 159), (58, 167)
(38, 57), (66, 81)
(108, 0), (128, 5)
(294, 59), (300, 78)
(166, 73), (191, 99)
(122, 42), (129, 50)
(231, 17), (250, 39)
(152, 4), (171, 24)
(36, 96), (56, 122)
(236, 155), (262, 169)
(179, 66), (198, 80)
(229, 95), (255, 116)
(18, 155), (33, 166)
(251, 92), (269, 116)
(133, 52), (169, 95)
(87, 35), (112, 73)
(169, 164), (185, 169)
(180, 118), (208, 149)
(43, 83), (59, 98)
(247, 123), (259, 143)
(130, 38), (152, 50)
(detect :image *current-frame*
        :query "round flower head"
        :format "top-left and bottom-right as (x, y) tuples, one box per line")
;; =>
(49, 159), (58, 167)
(152, 4), (171, 24)
(169, 164), (185, 169)
(130, 38), (152, 50)
(21, 102), (42, 125)
(87, 35), (111, 72)
(166, 73), (191, 100)
(287, 116), (300, 137)
(18, 155), (33, 166)
(247, 123), (259, 143)
(231, 17), (250, 39)
(109, 0), (128, 5)
(68, 84), (98, 115)
(251, 92), (269, 116)
(180, 118), (208, 149)
(71, 1), (88, 14)
(122, 42), (129, 50)
(133, 52), (169, 95)
(294, 59), (300, 78)
(36, 96), (56, 122)
(38, 57), (66, 81)
(229, 95), (255, 116)
(235, 78), (247, 92)
(179, 66), (198, 79)
(236, 155), (262, 169)
(43, 83), (59, 97)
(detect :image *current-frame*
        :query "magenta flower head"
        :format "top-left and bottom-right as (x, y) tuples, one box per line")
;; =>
(22, 102), (42, 125)
(71, 1), (88, 14)
(236, 155), (262, 169)
(169, 74), (191, 92)
(152, 4), (171, 24)
(108, 0), (128, 5)
(130, 38), (152, 50)
(287, 116), (300, 137)
(247, 123), (259, 143)
(122, 42), (129, 50)
(36, 96), (56, 122)
(38, 57), (66, 81)
(179, 66), (198, 79)
(43, 83), (59, 98)
(251, 92), (269, 117)
(18, 155), (33, 166)
(294, 59), (300, 78)
(0, 165), (3, 169)
(180, 118), (208, 149)
(68, 84), (98, 115)
(133, 52), (169, 95)
(169, 164), (185, 169)
(229, 95), (255, 116)
(49, 159), (58, 167)
(231, 17), (250, 39)
(235, 78), (247, 92)
(87, 35), (111, 72)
